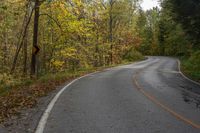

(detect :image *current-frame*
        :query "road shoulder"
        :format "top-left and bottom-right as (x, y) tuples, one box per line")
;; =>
(0, 82), (69, 133)
(178, 59), (200, 86)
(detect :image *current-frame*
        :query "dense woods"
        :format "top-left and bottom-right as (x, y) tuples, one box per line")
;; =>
(0, 0), (143, 78)
(136, 0), (200, 56)
(0, 0), (200, 123)
(135, 0), (200, 80)
(0, 0), (146, 91)
(0, 0), (144, 122)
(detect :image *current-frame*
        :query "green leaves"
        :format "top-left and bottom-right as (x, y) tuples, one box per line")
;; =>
(166, 0), (200, 47)
(0, 0), (145, 75)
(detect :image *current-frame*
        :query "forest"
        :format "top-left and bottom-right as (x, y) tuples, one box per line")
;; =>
(0, 0), (199, 123)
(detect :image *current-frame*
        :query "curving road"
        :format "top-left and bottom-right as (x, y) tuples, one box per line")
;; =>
(39, 56), (200, 133)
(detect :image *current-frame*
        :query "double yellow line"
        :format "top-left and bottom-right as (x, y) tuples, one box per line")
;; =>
(133, 71), (200, 129)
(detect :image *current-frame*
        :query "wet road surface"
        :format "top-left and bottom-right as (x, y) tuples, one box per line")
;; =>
(41, 56), (200, 133)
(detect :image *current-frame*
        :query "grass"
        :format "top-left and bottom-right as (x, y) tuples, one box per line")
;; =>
(179, 52), (200, 82)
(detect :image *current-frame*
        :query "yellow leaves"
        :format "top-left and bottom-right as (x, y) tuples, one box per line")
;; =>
(67, 20), (84, 33)
(74, 0), (82, 7)
(50, 60), (65, 69)
(40, 0), (95, 37)
(8, 0), (25, 6)
(0, 73), (18, 89)
(60, 47), (77, 58)
(41, 1), (71, 20)
(50, 47), (77, 70)
(57, 2), (69, 16)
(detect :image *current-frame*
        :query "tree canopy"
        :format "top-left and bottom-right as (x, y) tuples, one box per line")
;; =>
(0, 0), (199, 79)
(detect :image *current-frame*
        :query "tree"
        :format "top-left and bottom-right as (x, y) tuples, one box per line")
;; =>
(136, 7), (160, 55)
(0, 0), (144, 78)
(166, 0), (200, 48)
(31, 0), (40, 77)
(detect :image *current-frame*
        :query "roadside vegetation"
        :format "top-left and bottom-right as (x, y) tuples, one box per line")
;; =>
(0, 0), (145, 122)
(134, 0), (200, 81)
(0, 0), (199, 123)
(0, 57), (146, 123)
(180, 51), (200, 82)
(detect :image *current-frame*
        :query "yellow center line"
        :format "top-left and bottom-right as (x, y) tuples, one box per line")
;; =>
(133, 73), (200, 129)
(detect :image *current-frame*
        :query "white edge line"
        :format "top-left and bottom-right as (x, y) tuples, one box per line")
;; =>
(177, 59), (200, 86)
(35, 71), (99, 133)
(35, 57), (151, 133)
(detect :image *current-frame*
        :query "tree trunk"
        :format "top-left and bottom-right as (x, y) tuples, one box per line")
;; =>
(23, 31), (28, 75)
(31, 0), (40, 77)
(109, 0), (114, 64)
(3, 30), (8, 67)
(10, 3), (34, 73)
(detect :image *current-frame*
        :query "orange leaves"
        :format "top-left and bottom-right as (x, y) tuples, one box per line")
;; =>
(0, 70), (87, 123)
(0, 89), (37, 123)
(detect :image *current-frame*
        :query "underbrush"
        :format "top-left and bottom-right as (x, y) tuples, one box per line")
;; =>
(0, 57), (145, 123)
(0, 68), (96, 123)
(123, 48), (145, 62)
(180, 51), (200, 82)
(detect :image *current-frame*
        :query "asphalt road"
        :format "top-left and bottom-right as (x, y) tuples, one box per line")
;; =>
(41, 56), (200, 133)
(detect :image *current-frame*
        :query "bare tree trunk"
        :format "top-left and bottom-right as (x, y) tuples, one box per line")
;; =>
(31, 0), (40, 77)
(3, 30), (8, 66)
(94, 24), (100, 67)
(109, 0), (114, 64)
(11, 3), (34, 73)
(23, 2), (33, 75)
(23, 31), (28, 75)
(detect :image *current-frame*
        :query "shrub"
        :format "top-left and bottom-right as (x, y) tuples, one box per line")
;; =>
(188, 51), (200, 71)
(182, 51), (200, 80)
(123, 48), (144, 62)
